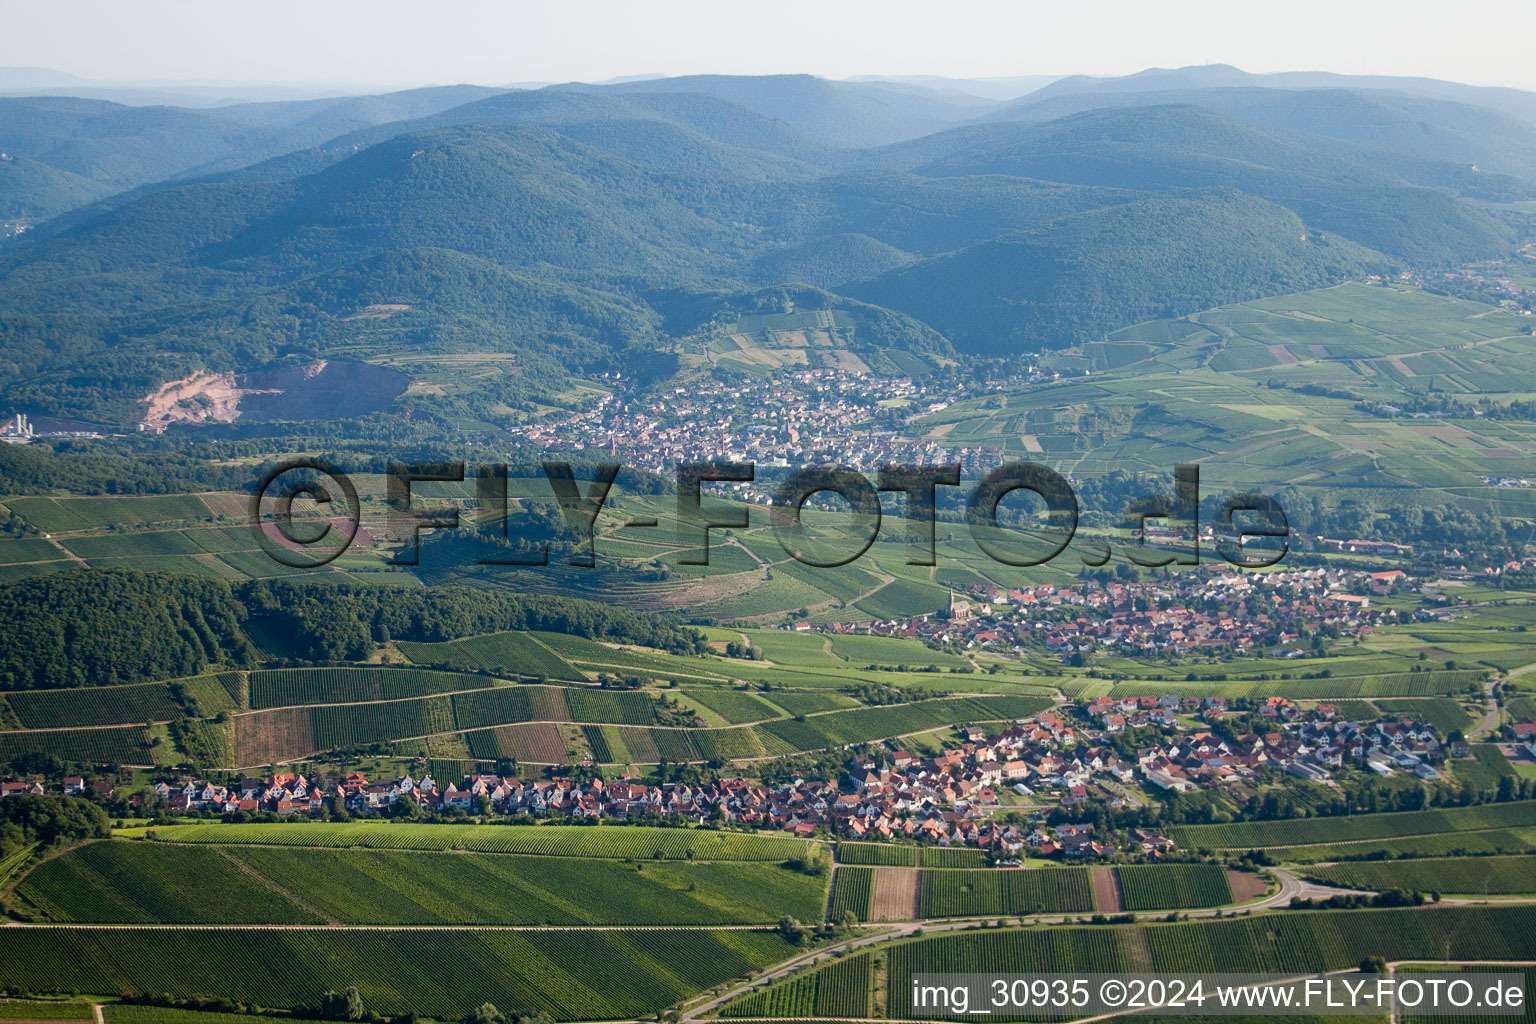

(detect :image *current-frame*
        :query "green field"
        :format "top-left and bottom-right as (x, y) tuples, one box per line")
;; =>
(120, 822), (817, 860)
(683, 687), (784, 724)
(248, 667), (500, 708)
(1169, 800), (1536, 850)
(0, 1002), (94, 1020)
(922, 847), (988, 868)
(757, 695), (1050, 752)
(21, 840), (828, 925)
(1373, 697), (1474, 734)
(830, 865), (874, 921)
(719, 952), (872, 1018)
(104, 1008), (328, 1024)
(836, 842), (918, 866)
(4, 679), (183, 728)
(1305, 855), (1536, 895)
(397, 630), (582, 680)
(0, 927), (795, 1021)
(918, 867), (1094, 917)
(885, 904), (1536, 1019)
(5, 494), (215, 533)
(0, 725), (152, 765)
(1268, 827), (1536, 864)
(1114, 863), (1235, 910)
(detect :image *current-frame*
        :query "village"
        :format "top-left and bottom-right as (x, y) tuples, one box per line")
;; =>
(513, 365), (1029, 478)
(0, 685), (1466, 861)
(773, 564), (1423, 660)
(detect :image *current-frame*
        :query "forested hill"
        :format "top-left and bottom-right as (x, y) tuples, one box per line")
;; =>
(0, 72), (1532, 425)
(0, 569), (704, 691)
(849, 189), (1376, 354)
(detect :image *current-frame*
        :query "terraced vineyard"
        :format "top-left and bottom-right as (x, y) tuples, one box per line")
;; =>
(0, 927), (796, 1021)
(684, 688), (784, 724)
(123, 822), (819, 860)
(21, 841), (829, 925)
(310, 695), (456, 749)
(2, 677), (219, 728)
(0, 725), (153, 765)
(1169, 800), (1536, 850)
(248, 667), (498, 708)
(464, 722), (571, 762)
(233, 684), (662, 764)
(919, 867), (1094, 917)
(1114, 863), (1234, 910)
(758, 695), (1051, 753)
(1305, 854), (1536, 895)
(762, 691), (857, 716)
(397, 630), (581, 679)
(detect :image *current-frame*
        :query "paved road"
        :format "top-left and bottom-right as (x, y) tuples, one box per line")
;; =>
(1469, 676), (1504, 740)
(681, 868), (1372, 1021)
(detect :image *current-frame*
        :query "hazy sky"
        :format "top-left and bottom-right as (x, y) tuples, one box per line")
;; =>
(6, 0), (1536, 92)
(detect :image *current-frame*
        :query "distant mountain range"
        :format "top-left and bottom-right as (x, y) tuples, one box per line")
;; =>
(1, 64), (1532, 426)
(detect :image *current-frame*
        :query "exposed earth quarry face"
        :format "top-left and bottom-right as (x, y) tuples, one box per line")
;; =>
(142, 361), (410, 431)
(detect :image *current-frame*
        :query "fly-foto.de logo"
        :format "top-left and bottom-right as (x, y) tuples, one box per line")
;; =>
(250, 459), (1288, 571)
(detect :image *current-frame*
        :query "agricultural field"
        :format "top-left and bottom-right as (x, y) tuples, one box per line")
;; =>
(1304, 855), (1536, 895)
(761, 691), (858, 716)
(18, 840), (327, 924)
(921, 847), (988, 868)
(230, 683), (664, 764)
(0, 725), (153, 765)
(0, 538), (70, 565)
(20, 840), (829, 925)
(830, 865), (874, 921)
(1114, 863), (1235, 910)
(1169, 799), (1536, 850)
(719, 952), (872, 1018)
(120, 822), (820, 860)
(4, 679), (183, 728)
(836, 842), (918, 866)
(1268, 827), (1536, 864)
(248, 667), (497, 708)
(4, 494), (215, 533)
(1373, 697), (1475, 734)
(0, 927), (795, 1021)
(0, 1003), (94, 1021)
(918, 867), (1094, 917)
(105, 1008), (329, 1024)
(884, 904), (1536, 1019)
(464, 721), (571, 762)
(397, 630), (581, 680)
(310, 695), (457, 750)
(1106, 670), (1486, 700)
(683, 687), (784, 724)
(757, 695), (1051, 753)
(1452, 744), (1519, 794)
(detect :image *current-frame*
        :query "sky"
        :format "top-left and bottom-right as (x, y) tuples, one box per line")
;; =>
(4, 0), (1536, 93)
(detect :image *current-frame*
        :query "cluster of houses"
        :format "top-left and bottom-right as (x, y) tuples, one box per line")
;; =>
(0, 776), (113, 799)
(782, 566), (1407, 659)
(1080, 694), (1449, 786)
(515, 364), (1039, 478)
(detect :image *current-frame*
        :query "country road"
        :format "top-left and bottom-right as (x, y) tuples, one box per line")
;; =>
(680, 868), (1404, 1021)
